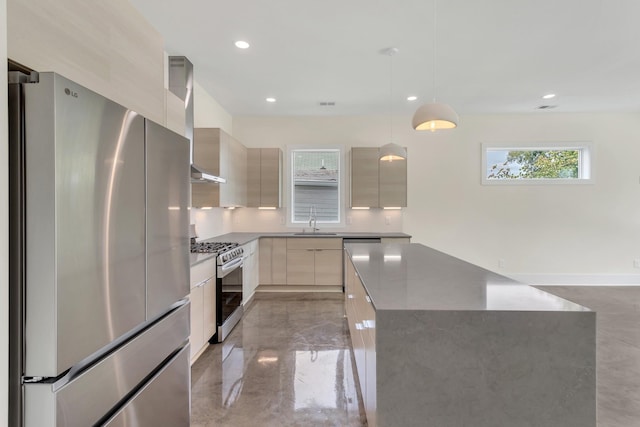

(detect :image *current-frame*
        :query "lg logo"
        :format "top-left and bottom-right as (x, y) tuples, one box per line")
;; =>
(64, 88), (78, 98)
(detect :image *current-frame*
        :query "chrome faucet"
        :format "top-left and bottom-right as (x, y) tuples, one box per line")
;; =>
(308, 205), (319, 232)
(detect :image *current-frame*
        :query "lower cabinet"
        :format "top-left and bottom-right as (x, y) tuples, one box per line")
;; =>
(189, 285), (204, 362)
(315, 248), (344, 285)
(345, 255), (377, 426)
(189, 258), (217, 363)
(259, 237), (287, 285)
(286, 238), (343, 286)
(242, 239), (259, 303)
(286, 248), (315, 285)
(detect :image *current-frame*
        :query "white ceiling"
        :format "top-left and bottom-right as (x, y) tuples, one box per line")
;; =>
(130, 0), (640, 117)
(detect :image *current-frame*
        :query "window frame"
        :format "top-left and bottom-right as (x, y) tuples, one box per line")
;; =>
(286, 146), (345, 227)
(481, 142), (593, 185)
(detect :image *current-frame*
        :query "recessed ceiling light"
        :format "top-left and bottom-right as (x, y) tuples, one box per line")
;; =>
(265, 97), (276, 103)
(407, 96), (418, 101)
(235, 40), (250, 49)
(542, 93), (556, 99)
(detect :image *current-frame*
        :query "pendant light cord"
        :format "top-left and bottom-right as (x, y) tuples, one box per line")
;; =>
(389, 49), (394, 144)
(433, 0), (437, 103)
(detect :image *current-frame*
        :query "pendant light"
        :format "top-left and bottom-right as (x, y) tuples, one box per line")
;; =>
(379, 47), (407, 162)
(412, 0), (459, 131)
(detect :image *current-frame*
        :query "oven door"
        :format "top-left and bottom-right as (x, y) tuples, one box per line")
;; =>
(216, 258), (243, 342)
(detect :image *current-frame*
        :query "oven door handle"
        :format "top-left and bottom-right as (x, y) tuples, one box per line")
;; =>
(218, 257), (243, 278)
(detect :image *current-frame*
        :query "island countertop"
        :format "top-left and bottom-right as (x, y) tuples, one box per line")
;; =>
(345, 242), (590, 312)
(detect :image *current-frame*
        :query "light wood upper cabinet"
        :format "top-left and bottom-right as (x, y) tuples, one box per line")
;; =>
(192, 128), (247, 207)
(247, 148), (282, 208)
(247, 149), (261, 207)
(351, 148), (380, 207)
(379, 155), (407, 207)
(350, 147), (407, 208)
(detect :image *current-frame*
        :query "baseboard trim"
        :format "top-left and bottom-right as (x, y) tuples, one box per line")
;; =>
(507, 273), (640, 286)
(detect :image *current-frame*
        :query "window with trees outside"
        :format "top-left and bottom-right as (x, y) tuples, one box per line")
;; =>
(290, 148), (341, 224)
(482, 143), (592, 185)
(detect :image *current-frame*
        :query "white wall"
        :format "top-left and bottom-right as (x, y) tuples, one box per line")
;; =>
(233, 113), (640, 279)
(194, 80), (232, 134)
(1, 0), (8, 422)
(231, 116), (405, 234)
(231, 207), (403, 233)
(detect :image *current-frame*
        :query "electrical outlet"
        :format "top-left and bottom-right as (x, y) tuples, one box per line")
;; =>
(498, 259), (505, 268)
(385, 216), (391, 225)
(634, 259), (640, 269)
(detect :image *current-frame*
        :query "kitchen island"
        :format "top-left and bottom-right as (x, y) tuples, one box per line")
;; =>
(345, 243), (595, 427)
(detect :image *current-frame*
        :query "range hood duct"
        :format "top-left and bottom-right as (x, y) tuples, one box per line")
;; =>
(169, 56), (225, 184)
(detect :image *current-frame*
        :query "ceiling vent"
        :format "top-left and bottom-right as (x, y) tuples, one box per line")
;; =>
(319, 102), (336, 106)
(537, 105), (557, 109)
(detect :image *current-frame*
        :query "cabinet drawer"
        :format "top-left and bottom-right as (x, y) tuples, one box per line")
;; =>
(286, 237), (342, 250)
(314, 238), (342, 250)
(286, 238), (316, 250)
(190, 258), (216, 288)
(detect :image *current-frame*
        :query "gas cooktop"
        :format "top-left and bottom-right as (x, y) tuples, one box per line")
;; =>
(190, 241), (239, 254)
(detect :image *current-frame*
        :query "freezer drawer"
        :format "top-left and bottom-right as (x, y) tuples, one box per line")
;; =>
(104, 345), (190, 426)
(24, 302), (189, 427)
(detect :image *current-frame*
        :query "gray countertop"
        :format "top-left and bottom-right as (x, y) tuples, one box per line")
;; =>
(345, 243), (590, 312)
(200, 231), (411, 246)
(190, 231), (411, 266)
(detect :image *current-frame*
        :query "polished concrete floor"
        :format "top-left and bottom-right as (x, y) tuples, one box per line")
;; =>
(537, 286), (640, 427)
(191, 293), (366, 427)
(192, 288), (640, 427)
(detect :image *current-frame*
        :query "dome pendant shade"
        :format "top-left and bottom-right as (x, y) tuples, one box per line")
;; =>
(379, 143), (407, 162)
(412, 103), (459, 131)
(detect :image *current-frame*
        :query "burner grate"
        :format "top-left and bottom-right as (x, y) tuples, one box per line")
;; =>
(190, 241), (239, 254)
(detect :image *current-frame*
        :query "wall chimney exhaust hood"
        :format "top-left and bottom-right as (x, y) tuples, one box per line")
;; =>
(168, 56), (226, 184)
(191, 164), (226, 183)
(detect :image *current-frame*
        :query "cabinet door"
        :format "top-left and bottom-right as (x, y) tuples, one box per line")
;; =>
(286, 249), (315, 285)
(242, 240), (259, 299)
(202, 278), (217, 342)
(251, 241), (260, 290)
(351, 148), (379, 207)
(379, 155), (407, 207)
(231, 137), (247, 206)
(246, 148), (261, 207)
(314, 249), (343, 285)
(192, 128), (221, 207)
(261, 148), (281, 207)
(218, 133), (232, 206)
(189, 285), (204, 362)
(364, 326), (377, 427)
(271, 238), (288, 285)
(259, 238), (272, 285)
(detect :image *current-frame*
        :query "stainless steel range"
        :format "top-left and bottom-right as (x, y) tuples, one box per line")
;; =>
(191, 241), (244, 342)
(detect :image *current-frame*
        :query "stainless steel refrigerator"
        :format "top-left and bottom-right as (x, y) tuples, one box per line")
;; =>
(9, 72), (191, 426)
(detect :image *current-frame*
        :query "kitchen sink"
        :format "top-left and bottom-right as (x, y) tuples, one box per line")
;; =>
(293, 232), (338, 236)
